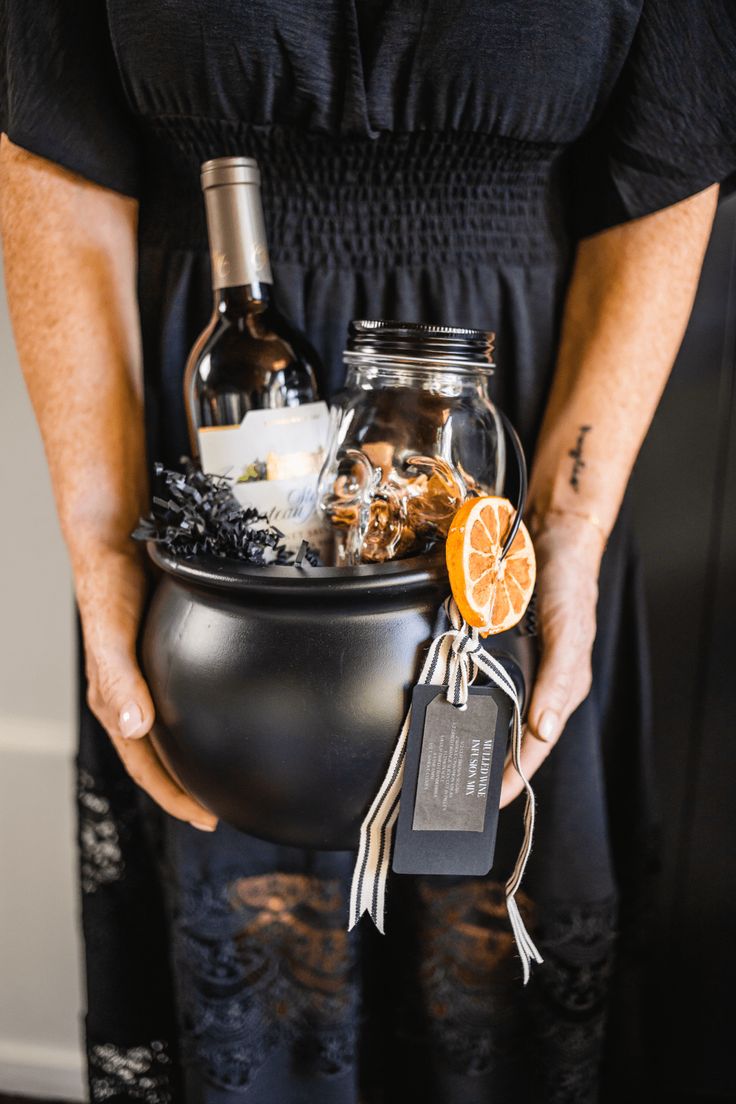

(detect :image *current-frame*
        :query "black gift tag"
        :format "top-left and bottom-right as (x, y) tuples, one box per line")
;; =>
(392, 684), (510, 876)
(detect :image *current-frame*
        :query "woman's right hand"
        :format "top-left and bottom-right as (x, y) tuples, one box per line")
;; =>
(76, 543), (218, 832)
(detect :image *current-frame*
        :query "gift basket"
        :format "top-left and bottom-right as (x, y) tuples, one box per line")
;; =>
(135, 158), (543, 980)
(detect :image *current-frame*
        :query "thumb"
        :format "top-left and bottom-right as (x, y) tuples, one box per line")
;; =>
(117, 681), (155, 739)
(89, 644), (156, 741)
(498, 647), (571, 808)
(526, 639), (573, 746)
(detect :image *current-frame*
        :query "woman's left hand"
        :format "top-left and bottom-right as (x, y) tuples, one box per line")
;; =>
(499, 512), (605, 808)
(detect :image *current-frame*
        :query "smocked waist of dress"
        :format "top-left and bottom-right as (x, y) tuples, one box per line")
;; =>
(139, 120), (569, 268)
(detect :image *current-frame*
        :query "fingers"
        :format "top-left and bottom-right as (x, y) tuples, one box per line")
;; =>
(494, 511), (603, 808)
(78, 550), (155, 742)
(499, 627), (593, 809)
(78, 550), (218, 831)
(527, 629), (592, 748)
(500, 724), (556, 808)
(87, 649), (218, 831)
(110, 731), (218, 830)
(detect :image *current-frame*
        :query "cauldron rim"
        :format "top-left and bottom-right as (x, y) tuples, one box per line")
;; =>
(146, 541), (448, 599)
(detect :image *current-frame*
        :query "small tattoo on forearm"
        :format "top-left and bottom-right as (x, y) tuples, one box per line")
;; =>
(568, 425), (592, 492)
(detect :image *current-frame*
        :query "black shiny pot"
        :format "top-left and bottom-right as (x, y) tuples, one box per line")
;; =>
(142, 544), (450, 849)
(142, 544), (538, 850)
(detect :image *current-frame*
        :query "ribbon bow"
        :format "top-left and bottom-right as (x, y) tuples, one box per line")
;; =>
(348, 596), (543, 983)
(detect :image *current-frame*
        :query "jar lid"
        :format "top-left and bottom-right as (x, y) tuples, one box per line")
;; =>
(345, 320), (495, 372)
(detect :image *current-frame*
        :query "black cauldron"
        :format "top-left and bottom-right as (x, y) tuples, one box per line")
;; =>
(142, 545), (538, 850)
(142, 547), (450, 849)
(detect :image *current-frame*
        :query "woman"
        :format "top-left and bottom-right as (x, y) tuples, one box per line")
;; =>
(1, 1), (734, 1101)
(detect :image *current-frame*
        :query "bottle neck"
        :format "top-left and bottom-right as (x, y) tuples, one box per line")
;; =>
(203, 178), (273, 293)
(214, 282), (272, 316)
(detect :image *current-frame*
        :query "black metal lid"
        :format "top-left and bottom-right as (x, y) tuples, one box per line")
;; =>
(346, 319), (495, 371)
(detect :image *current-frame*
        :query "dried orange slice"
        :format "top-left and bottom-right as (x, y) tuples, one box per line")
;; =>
(445, 496), (536, 636)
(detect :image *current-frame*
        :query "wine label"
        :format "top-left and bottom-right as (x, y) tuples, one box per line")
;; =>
(198, 401), (332, 560)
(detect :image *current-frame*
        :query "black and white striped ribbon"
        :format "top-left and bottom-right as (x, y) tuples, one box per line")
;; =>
(348, 596), (543, 983)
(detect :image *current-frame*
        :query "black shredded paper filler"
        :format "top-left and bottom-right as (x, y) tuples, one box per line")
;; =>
(132, 460), (319, 566)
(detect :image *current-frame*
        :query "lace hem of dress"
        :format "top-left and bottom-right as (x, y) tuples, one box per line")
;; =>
(528, 896), (619, 1104)
(168, 862), (618, 1099)
(392, 881), (618, 1103)
(173, 871), (359, 1091)
(88, 1039), (173, 1103)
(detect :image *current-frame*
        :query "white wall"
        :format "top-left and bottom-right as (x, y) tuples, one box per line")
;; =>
(0, 255), (86, 1100)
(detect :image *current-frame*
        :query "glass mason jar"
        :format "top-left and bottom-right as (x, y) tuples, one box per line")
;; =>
(318, 320), (505, 565)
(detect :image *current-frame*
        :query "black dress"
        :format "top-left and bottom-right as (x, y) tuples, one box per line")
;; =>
(2, 2), (736, 1102)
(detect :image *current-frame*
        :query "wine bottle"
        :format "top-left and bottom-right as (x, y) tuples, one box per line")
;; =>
(184, 156), (331, 561)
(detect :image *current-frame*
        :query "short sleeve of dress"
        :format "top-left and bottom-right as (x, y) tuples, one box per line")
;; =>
(0, 0), (141, 197)
(571, 0), (736, 239)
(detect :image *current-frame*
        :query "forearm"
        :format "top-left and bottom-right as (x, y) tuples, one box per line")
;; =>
(499, 185), (719, 779)
(529, 185), (719, 541)
(0, 138), (146, 582)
